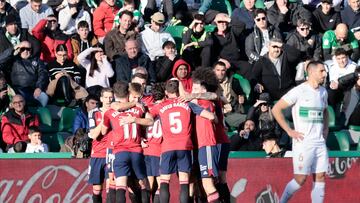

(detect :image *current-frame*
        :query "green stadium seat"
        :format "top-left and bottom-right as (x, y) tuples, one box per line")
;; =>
(328, 106), (338, 131)
(334, 131), (350, 151)
(58, 107), (76, 133)
(204, 24), (216, 33)
(357, 137), (360, 151)
(326, 132), (340, 150)
(239, 0), (265, 9)
(232, 73), (251, 100)
(165, 25), (186, 52)
(42, 133), (64, 152)
(349, 125), (360, 131)
(36, 107), (58, 133)
(225, 0), (233, 16)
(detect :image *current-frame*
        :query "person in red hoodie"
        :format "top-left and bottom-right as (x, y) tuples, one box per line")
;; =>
(172, 59), (193, 93)
(1, 95), (39, 149)
(32, 14), (73, 63)
(92, 0), (120, 42)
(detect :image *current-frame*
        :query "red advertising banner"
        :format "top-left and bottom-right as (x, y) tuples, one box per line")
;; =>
(0, 158), (359, 203)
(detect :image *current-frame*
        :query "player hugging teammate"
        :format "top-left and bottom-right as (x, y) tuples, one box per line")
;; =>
(87, 67), (231, 203)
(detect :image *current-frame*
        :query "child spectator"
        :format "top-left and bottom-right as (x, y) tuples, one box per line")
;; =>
(113, 0), (143, 30)
(25, 126), (49, 153)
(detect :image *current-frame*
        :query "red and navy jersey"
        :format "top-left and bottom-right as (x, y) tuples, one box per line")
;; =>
(214, 100), (230, 144)
(193, 100), (217, 148)
(103, 106), (145, 154)
(144, 117), (163, 157)
(149, 98), (193, 153)
(141, 94), (154, 107)
(89, 108), (108, 158)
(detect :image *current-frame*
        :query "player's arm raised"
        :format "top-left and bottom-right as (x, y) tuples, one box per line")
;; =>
(272, 99), (304, 141)
(188, 102), (216, 121)
(120, 113), (154, 126)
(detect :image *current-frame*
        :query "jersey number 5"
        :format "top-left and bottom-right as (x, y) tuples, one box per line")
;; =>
(169, 112), (182, 134)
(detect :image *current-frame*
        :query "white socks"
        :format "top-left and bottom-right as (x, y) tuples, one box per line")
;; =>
(280, 179), (301, 203)
(311, 182), (325, 203)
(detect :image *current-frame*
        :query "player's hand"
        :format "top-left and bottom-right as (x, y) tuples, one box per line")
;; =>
(287, 129), (304, 142)
(141, 139), (149, 148)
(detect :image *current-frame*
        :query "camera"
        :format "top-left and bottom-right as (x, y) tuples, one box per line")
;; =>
(338, 67), (360, 89)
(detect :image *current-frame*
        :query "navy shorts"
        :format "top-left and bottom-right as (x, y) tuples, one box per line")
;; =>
(88, 157), (107, 184)
(106, 148), (114, 173)
(160, 150), (192, 175)
(198, 146), (219, 178)
(113, 151), (146, 180)
(145, 155), (160, 177)
(217, 143), (230, 171)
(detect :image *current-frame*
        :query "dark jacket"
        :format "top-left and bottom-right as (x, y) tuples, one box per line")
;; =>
(1, 109), (39, 145)
(103, 28), (138, 61)
(286, 31), (322, 61)
(0, 3), (20, 28)
(245, 25), (283, 64)
(341, 6), (360, 31)
(230, 131), (262, 151)
(312, 6), (341, 34)
(115, 52), (156, 83)
(155, 55), (179, 82)
(72, 107), (89, 134)
(231, 7), (255, 33)
(0, 47), (49, 91)
(267, 2), (312, 33)
(251, 44), (301, 100)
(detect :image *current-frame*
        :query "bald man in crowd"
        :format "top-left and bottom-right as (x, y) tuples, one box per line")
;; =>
(322, 23), (360, 62)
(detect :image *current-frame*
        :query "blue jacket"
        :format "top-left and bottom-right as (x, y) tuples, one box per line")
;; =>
(72, 108), (89, 134)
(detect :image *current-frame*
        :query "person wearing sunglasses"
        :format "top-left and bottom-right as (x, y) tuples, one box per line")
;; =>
(0, 40), (49, 107)
(32, 14), (74, 63)
(245, 9), (282, 64)
(252, 37), (301, 101)
(286, 19), (322, 62)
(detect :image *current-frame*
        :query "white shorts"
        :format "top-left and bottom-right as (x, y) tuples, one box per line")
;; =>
(292, 142), (329, 175)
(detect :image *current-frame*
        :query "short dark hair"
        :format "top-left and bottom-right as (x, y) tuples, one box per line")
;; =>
(193, 13), (205, 22)
(28, 126), (41, 135)
(129, 82), (143, 95)
(213, 61), (226, 69)
(151, 83), (166, 101)
(31, 0), (42, 3)
(119, 10), (134, 19)
(131, 72), (148, 81)
(124, 0), (134, 5)
(334, 48), (348, 56)
(253, 9), (267, 19)
(192, 67), (219, 93)
(77, 20), (89, 29)
(56, 44), (67, 52)
(297, 18), (312, 27)
(162, 41), (176, 49)
(165, 80), (179, 94)
(101, 88), (114, 96)
(306, 60), (324, 71)
(113, 81), (129, 98)
(85, 94), (100, 103)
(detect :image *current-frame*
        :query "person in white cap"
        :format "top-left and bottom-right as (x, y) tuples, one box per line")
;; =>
(140, 12), (175, 61)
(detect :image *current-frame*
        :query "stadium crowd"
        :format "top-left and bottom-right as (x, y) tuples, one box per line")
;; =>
(0, 0), (360, 201)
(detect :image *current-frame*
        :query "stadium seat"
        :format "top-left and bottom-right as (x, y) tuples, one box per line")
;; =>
(327, 106), (338, 131)
(58, 107), (76, 133)
(36, 107), (58, 133)
(204, 24), (216, 33)
(225, 0), (233, 16)
(357, 137), (360, 151)
(238, 0), (266, 9)
(349, 125), (360, 132)
(165, 25), (186, 52)
(232, 73), (251, 100)
(334, 131), (350, 151)
(42, 133), (64, 152)
(326, 132), (340, 150)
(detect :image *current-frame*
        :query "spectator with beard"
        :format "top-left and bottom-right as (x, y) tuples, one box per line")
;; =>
(341, 0), (360, 41)
(230, 119), (262, 151)
(58, 0), (92, 36)
(312, 0), (341, 35)
(19, 0), (53, 33)
(32, 14), (73, 63)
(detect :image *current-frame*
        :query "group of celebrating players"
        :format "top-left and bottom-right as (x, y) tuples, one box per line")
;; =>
(86, 67), (231, 203)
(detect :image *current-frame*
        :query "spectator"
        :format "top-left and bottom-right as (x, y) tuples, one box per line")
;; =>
(181, 14), (212, 68)
(113, 0), (143, 30)
(286, 19), (322, 61)
(327, 48), (357, 106)
(252, 37), (301, 101)
(0, 0), (20, 28)
(245, 9), (282, 64)
(230, 119), (262, 151)
(1, 94), (39, 146)
(155, 41), (178, 82)
(140, 12), (175, 61)
(92, 0), (120, 42)
(32, 14), (73, 63)
(0, 72), (15, 117)
(261, 130), (286, 158)
(77, 44), (114, 88)
(312, 0), (341, 35)
(211, 13), (251, 78)
(72, 94), (99, 134)
(25, 126), (49, 153)
(340, 70), (360, 126)
(19, 0), (53, 32)
(163, 0), (191, 25)
(267, 0), (312, 33)
(58, 0), (92, 36)
(341, 0), (360, 41)
(47, 44), (87, 106)
(322, 23), (360, 62)
(231, 0), (256, 34)
(0, 41), (49, 107)
(172, 58), (193, 93)
(198, 0), (229, 24)
(115, 38), (156, 83)
(104, 10), (138, 61)
(71, 21), (99, 66)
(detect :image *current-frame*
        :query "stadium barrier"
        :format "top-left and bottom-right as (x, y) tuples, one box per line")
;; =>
(0, 151), (359, 202)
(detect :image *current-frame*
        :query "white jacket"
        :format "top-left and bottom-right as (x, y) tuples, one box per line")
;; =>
(58, 6), (92, 35)
(77, 47), (114, 88)
(140, 24), (175, 61)
(328, 57), (357, 83)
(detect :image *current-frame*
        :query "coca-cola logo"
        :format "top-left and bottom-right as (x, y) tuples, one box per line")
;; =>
(0, 165), (92, 203)
(327, 157), (359, 179)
